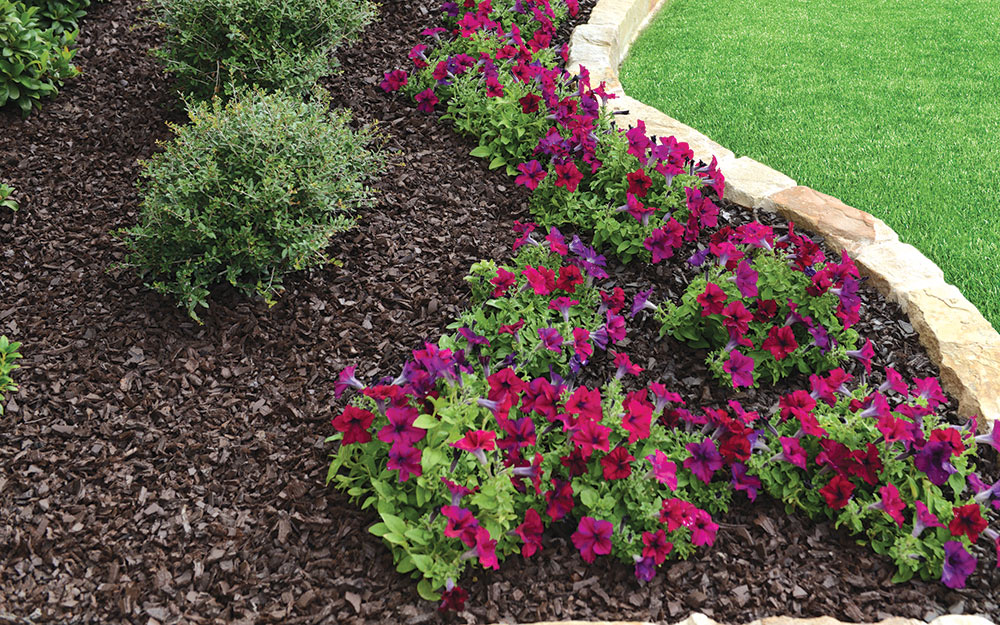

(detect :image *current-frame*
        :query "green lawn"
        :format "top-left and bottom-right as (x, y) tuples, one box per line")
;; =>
(620, 0), (1000, 331)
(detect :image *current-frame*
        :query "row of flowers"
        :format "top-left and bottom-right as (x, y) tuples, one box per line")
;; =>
(328, 0), (999, 611)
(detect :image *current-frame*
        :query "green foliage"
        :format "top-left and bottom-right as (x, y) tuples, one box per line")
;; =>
(0, 335), (22, 414)
(0, 0), (79, 116)
(748, 385), (985, 583)
(1, 182), (18, 210)
(116, 87), (387, 321)
(147, 0), (376, 99)
(21, 0), (89, 33)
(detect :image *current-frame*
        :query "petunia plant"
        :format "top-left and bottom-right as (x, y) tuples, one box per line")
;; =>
(749, 367), (999, 586)
(0, 335), (22, 414)
(652, 220), (863, 388)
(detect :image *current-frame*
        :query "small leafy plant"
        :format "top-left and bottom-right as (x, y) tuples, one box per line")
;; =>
(21, 0), (90, 33)
(1, 182), (18, 210)
(116, 87), (387, 321)
(0, 0), (79, 116)
(0, 335), (22, 414)
(147, 0), (376, 99)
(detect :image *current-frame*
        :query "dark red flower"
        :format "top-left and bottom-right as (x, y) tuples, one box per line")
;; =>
(600, 446), (635, 480)
(820, 474), (855, 510)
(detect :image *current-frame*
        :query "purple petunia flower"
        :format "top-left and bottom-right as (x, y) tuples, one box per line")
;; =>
(684, 437), (723, 484)
(730, 462), (761, 501)
(912, 500), (946, 538)
(538, 327), (564, 352)
(633, 554), (656, 581)
(377, 405), (425, 448)
(387, 443), (422, 482)
(914, 440), (958, 486)
(515, 160), (548, 190)
(724, 350), (755, 388)
(645, 450), (678, 490)
(734, 260), (759, 298)
(631, 288), (656, 318)
(941, 541), (977, 589)
(334, 365), (364, 398)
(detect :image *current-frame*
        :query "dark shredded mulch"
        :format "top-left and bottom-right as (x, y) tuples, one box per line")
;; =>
(1, 0), (997, 623)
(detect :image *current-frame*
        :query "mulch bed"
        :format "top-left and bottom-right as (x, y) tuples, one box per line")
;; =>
(1, 0), (998, 623)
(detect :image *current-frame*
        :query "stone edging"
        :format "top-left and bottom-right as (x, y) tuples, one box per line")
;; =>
(500, 615), (996, 625)
(566, 0), (999, 430)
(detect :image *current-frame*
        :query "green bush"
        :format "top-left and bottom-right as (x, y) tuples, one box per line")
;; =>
(0, 335), (22, 414)
(116, 88), (387, 321)
(147, 0), (376, 99)
(0, 0), (79, 116)
(22, 0), (91, 33)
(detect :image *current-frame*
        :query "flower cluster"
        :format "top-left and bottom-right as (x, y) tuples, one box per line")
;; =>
(653, 221), (864, 387)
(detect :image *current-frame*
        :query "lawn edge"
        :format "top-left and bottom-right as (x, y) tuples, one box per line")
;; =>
(565, 0), (1000, 432)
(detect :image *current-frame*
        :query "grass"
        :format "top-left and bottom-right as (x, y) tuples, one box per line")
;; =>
(620, 0), (1000, 331)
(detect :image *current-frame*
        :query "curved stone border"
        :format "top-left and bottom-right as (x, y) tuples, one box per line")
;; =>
(566, 0), (1000, 430)
(503, 615), (996, 625)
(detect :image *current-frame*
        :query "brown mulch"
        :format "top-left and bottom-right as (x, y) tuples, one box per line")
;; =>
(0, 0), (997, 623)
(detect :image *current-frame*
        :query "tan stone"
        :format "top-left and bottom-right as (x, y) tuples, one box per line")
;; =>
(759, 618), (921, 625)
(929, 616), (998, 625)
(588, 0), (667, 65)
(722, 156), (796, 209)
(904, 284), (1000, 429)
(566, 24), (616, 78)
(853, 242), (942, 306)
(766, 186), (898, 256)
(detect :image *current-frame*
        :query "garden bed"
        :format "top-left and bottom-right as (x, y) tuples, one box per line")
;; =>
(0, 0), (997, 623)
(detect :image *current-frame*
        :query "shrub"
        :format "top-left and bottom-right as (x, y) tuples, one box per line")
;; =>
(0, 0), (79, 116)
(116, 87), (387, 321)
(147, 0), (376, 99)
(0, 335), (22, 414)
(21, 0), (89, 33)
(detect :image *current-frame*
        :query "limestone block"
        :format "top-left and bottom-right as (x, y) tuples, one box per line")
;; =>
(758, 618), (920, 625)
(566, 24), (617, 77)
(929, 616), (998, 625)
(722, 157), (796, 209)
(589, 0), (665, 65)
(904, 284), (1000, 429)
(766, 186), (898, 256)
(852, 242), (943, 306)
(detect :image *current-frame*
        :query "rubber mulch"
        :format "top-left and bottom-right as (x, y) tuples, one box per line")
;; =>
(1, 0), (997, 623)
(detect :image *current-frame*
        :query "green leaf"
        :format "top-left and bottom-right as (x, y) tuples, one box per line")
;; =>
(417, 579), (440, 601)
(488, 155), (506, 170)
(381, 513), (408, 536)
(469, 145), (492, 158)
(413, 413), (439, 429)
(395, 554), (416, 574)
(368, 522), (390, 537)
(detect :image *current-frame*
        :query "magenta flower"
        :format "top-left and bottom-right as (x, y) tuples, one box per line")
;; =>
(572, 516), (613, 563)
(868, 483), (906, 528)
(548, 297), (579, 322)
(612, 351), (643, 379)
(485, 76), (504, 97)
(571, 418), (611, 459)
(914, 376), (947, 409)
(622, 390), (653, 444)
(331, 405), (375, 445)
(622, 192), (657, 226)
(724, 350), (755, 388)
(451, 430), (497, 465)
(442, 505), (480, 547)
(490, 268), (517, 297)
(414, 88), (438, 113)
(730, 463), (761, 501)
(625, 120), (651, 160)
(645, 450), (678, 490)
(696, 283), (727, 316)
(820, 474), (854, 510)
(441, 478), (473, 506)
(722, 300), (752, 337)
(334, 365), (364, 398)
(626, 168), (652, 197)
(684, 437), (723, 484)
(846, 338), (876, 373)
(689, 509), (719, 546)
(515, 160), (548, 190)
(600, 446), (635, 480)
(643, 219), (684, 263)
(912, 500), (945, 537)
(537, 326), (564, 352)
(941, 541), (977, 589)
(572, 327), (593, 363)
(545, 478), (575, 520)
(377, 405), (425, 447)
(557, 264), (584, 292)
(519, 92), (541, 113)
(775, 436), (808, 470)
(641, 529), (673, 565)
(686, 187), (718, 228)
(734, 260), (759, 298)
(660, 498), (695, 531)
(554, 160), (583, 192)
(387, 443), (422, 482)
(546, 226), (568, 256)
(379, 69), (408, 92)
(630, 287), (657, 319)
(515, 508), (544, 557)
(762, 325), (799, 361)
(522, 264), (556, 295)
(475, 526), (499, 570)
(879, 366), (909, 395)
